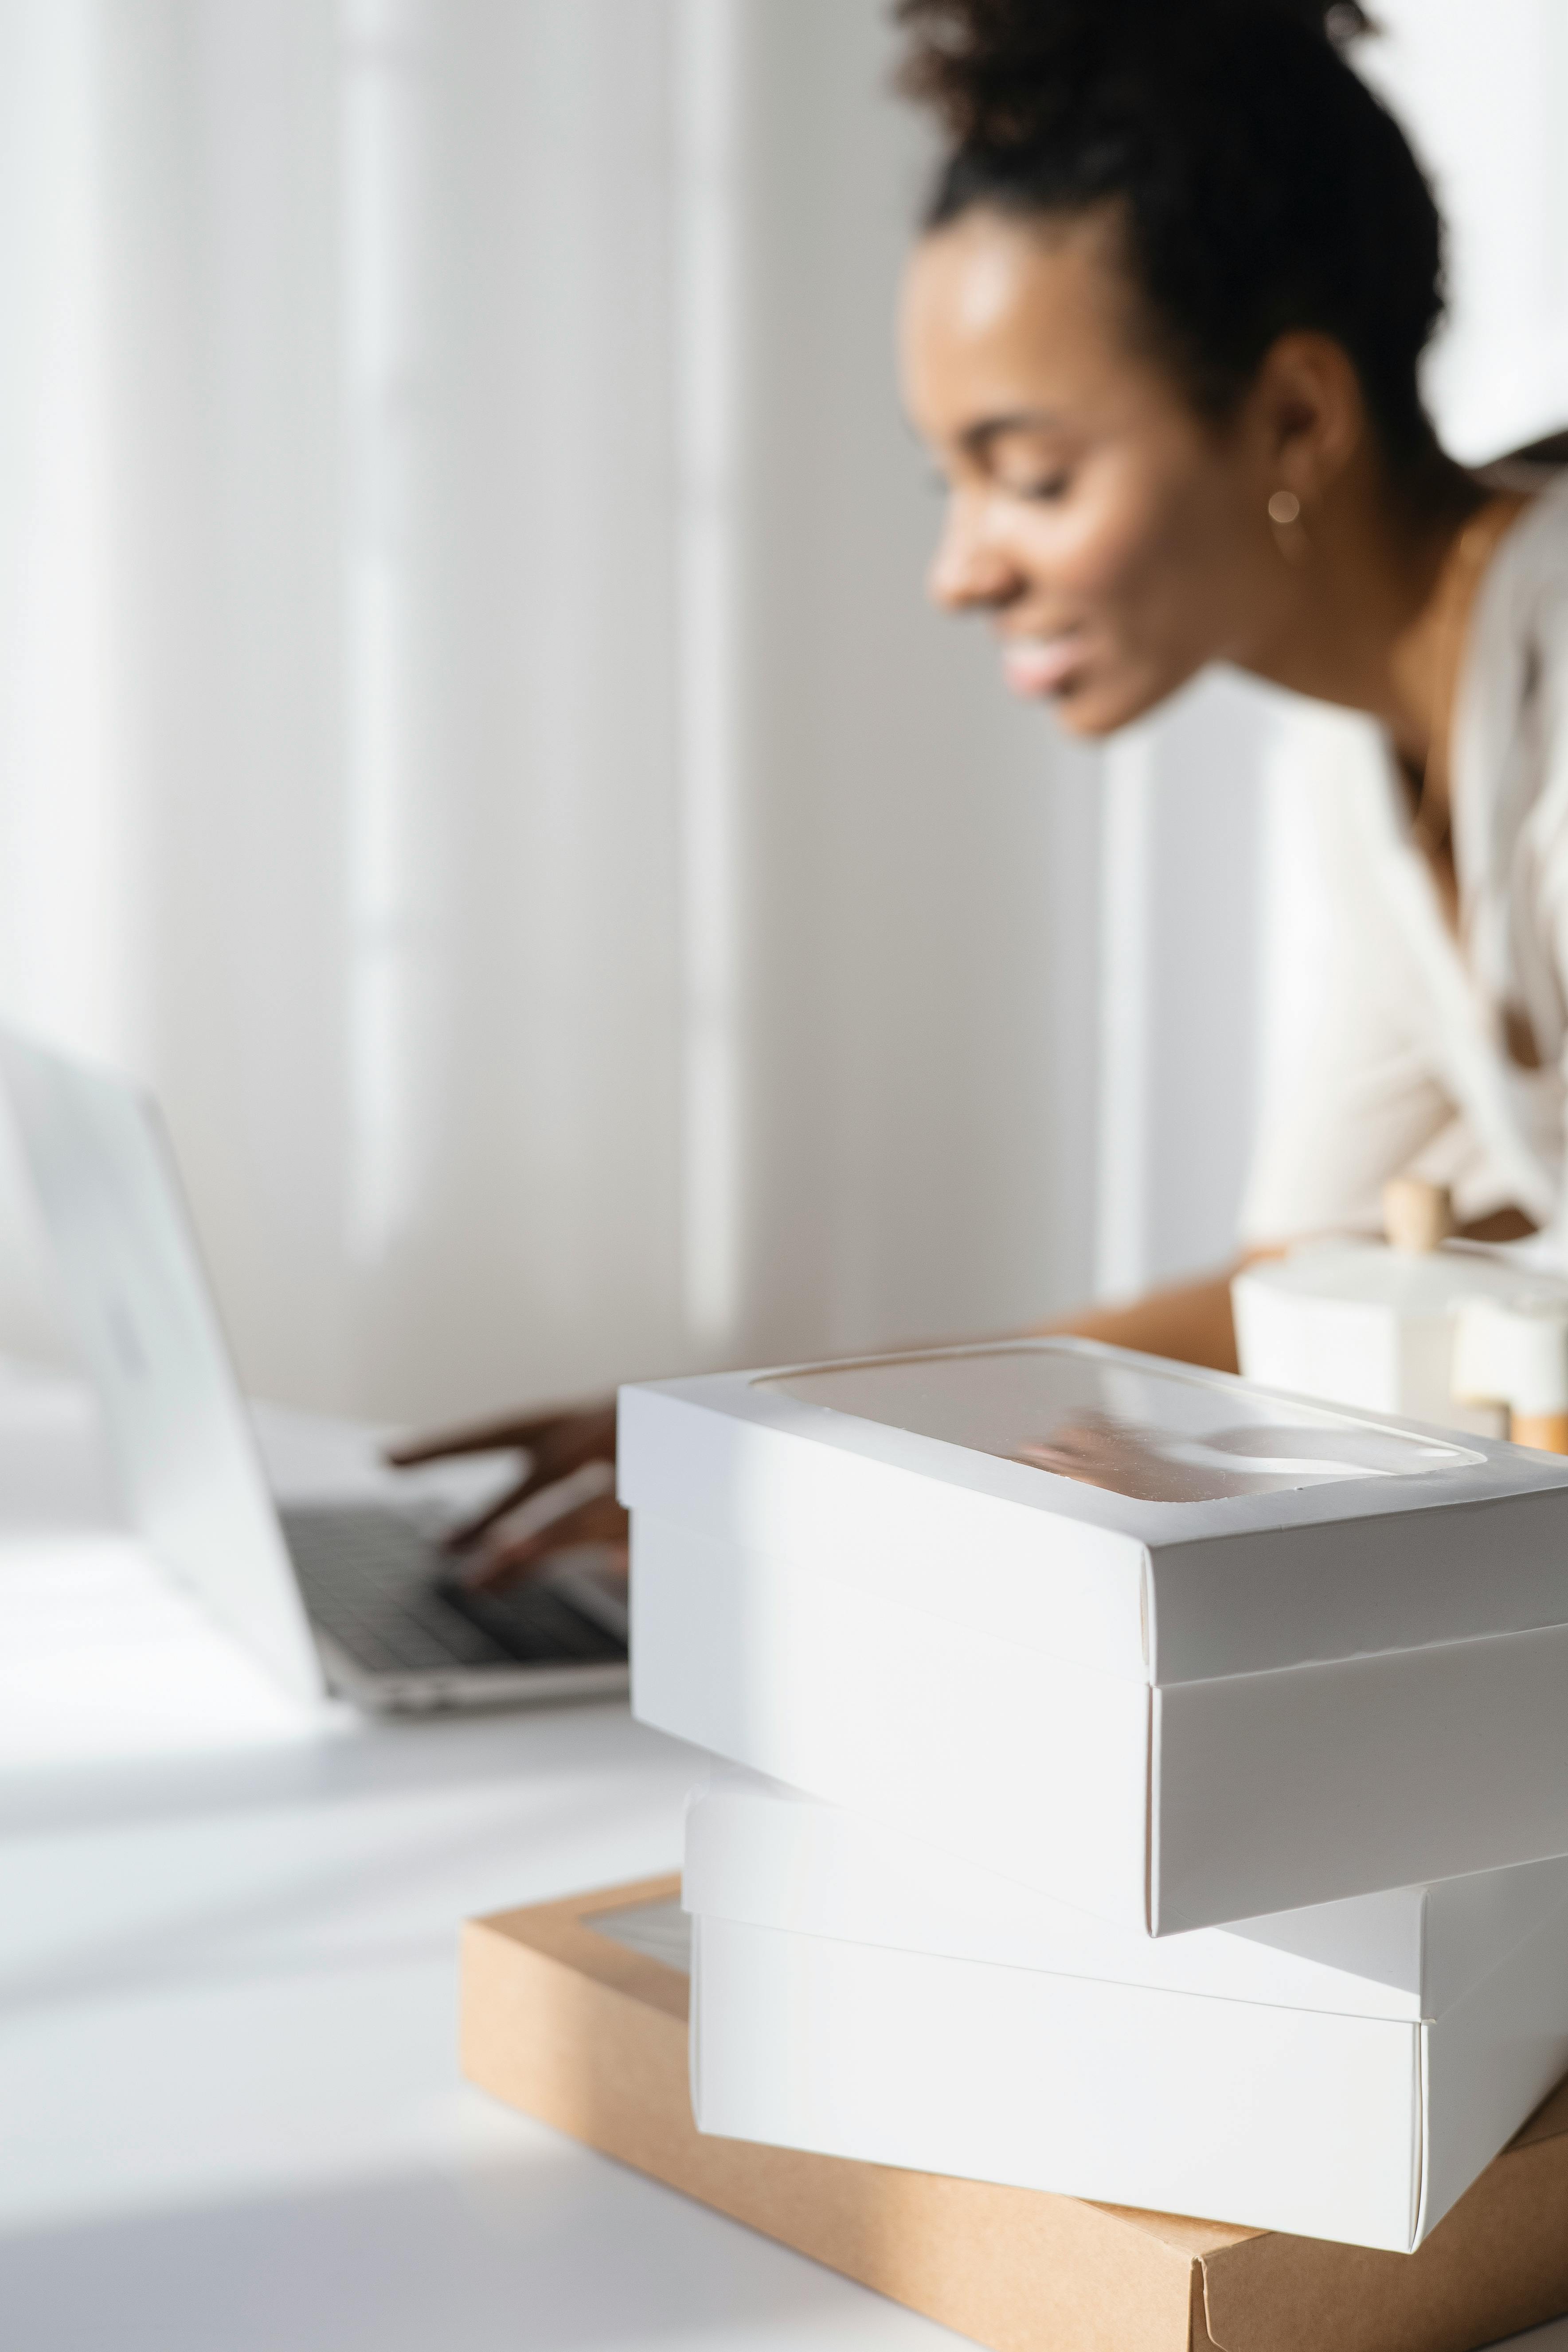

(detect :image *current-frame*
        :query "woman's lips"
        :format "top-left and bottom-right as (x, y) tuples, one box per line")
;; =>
(1000, 633), (1088, 697)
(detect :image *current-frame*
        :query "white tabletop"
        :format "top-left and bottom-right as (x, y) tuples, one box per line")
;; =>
(0, 1360), (1562, 2352)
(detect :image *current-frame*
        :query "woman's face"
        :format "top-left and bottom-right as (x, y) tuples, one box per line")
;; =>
(901, 207), (1286, 737)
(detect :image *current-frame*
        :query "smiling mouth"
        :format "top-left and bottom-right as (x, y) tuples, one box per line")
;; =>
(1000, 634), (1089, 696)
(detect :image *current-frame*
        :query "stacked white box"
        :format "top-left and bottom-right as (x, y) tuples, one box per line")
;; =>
(621, 1338), (1568, 2246)
(683, 1765), (1568, 2250)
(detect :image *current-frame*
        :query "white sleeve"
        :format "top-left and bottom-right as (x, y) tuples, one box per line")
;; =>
(1239, 711), (1461, 1247)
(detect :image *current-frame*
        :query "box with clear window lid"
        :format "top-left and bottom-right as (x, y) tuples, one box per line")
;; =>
(621, 1338), (1568, 1933)
(683, 1762), (1568, 2251)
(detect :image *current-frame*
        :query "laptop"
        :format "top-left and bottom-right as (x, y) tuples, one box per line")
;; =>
(0, 1028), (630, 1713)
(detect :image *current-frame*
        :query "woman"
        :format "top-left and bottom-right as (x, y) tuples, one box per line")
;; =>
(399, 0), (1568, 1577)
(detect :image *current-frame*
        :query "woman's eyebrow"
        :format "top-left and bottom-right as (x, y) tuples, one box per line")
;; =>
(958, 411), (1062, 461)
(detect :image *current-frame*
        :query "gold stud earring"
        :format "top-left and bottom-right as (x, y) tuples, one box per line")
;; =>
(1268, 488), (1309, 563)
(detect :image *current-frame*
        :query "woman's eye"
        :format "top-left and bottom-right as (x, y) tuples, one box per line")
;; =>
(1014, 473), (1070, 503)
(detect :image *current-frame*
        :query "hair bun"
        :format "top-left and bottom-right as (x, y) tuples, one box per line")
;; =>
(894, 0), (1440, 481)
(896, 0), (1374, 145)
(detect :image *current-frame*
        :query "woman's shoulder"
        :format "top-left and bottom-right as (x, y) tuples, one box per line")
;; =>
(1461, 467), (1568, 726)
(1477, 458), (1568, 594)
(1459, 465), (1568, 875)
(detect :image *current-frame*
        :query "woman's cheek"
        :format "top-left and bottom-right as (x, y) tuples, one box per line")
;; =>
(1036, 493), (1169, 606)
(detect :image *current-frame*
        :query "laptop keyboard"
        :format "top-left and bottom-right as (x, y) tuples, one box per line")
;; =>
(280, 1505), (628, 1677)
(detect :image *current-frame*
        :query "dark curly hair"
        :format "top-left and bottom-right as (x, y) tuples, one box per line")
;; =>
(895, 0), (1447, 476)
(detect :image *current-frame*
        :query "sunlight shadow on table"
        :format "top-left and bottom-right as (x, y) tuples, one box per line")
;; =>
(0, 2139), (969, 2352)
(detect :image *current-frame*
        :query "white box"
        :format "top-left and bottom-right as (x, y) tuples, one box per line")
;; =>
(623, 1340), (1568, 1933)
(684, 1762), (1568, 2021)
(685, 1768), (1568, 2252)
(1233, 1239), (1568, 1432)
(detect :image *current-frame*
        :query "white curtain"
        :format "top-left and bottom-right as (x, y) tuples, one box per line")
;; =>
(1, 0), (1561, 1424)
(0, 0), (1098, 1422)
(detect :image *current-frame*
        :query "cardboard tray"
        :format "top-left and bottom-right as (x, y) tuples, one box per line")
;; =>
(461, 1874), (1568, 2352)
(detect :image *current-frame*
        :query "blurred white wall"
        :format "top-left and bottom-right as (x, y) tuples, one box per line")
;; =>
(0, 1), (1561, 1419)
(1365, 0), (1568, 465)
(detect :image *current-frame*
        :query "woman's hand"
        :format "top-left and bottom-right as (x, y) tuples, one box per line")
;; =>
(385, 1399), (625, 1590)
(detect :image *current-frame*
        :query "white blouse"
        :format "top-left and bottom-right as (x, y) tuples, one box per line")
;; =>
(1240, 473), (1568, 1250)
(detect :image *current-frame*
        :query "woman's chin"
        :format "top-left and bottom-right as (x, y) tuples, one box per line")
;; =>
(1046, 665), (1185, 741)
(1046, 684), (1146, 740)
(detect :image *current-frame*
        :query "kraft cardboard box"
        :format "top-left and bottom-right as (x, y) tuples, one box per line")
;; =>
(620, 1340), (1568, 1932)
(683, 1766), (1568, 2248)
(460, 1875), (1568, 2352)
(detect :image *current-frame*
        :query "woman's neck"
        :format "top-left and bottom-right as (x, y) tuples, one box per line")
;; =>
(1242, 449), (1492, 770)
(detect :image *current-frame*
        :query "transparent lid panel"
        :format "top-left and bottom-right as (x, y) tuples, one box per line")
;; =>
(758, 1346), (1479, 1503)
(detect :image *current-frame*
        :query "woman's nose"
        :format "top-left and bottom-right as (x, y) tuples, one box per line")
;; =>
(927, 496), (1021, 613)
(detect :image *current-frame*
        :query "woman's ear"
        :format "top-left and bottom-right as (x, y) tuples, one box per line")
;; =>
(1249, 331), (1369, 505)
